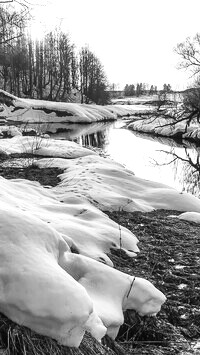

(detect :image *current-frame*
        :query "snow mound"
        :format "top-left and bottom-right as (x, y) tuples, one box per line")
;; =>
(128, 116), (200, 142)
(171, 211), (200, 224)
(60, 253), (166, 339)
(0, 135), (96, 158)
(0, 125), (22, 137)
(0, 205), (106, 347)
(106, 104), (154, 116)
(0, 90), (152, 123)
(0, 180), (165, 345)
(0, 90), (115, 123)
(36, 155), (200, 213)
(0, 176), (139, 265)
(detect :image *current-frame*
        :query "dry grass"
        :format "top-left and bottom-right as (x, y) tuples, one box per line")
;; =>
(0, 313), (112, 355)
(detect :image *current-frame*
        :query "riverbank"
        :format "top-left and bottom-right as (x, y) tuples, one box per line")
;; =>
(127, 112), (200, 144)
(0, 95), (200, 353)
(0, 164), (199, 355)
(0, 90), (155, 124)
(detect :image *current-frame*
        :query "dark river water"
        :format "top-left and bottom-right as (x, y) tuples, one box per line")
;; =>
(21, 119), (200, 198)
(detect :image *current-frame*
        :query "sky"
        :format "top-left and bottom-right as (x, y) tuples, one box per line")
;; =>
(30, 0), (200, 90)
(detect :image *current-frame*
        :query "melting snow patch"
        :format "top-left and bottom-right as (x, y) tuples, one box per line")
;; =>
(193, 341), (200, 349)
(177, 284), (187, 290)
(176, 212), (200, 224)
(174, 265), (185, 269)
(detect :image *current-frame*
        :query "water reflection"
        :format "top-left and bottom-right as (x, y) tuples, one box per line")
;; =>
(81, 127), (200, 198)
(19, 121), (116, 149)
(78, 130), (107, 148)
(16, 120), (200, 197)
(153, 146), (200, 198)
(131, 132), (200, 197)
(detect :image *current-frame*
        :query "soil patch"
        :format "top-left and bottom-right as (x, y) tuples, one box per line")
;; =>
(0, 159), (63, 186)
(104, 209), (200, 354)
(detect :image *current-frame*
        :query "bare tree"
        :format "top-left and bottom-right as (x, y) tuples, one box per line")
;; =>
(0, 3), (28, 45)
(0, 0), (31, 9)
(174, 34), (200, 121)
(148, 34), (200, 134)
(153, 147), (200, 197)
(79, 47), (110, 105)
(175, 33), (200, 77)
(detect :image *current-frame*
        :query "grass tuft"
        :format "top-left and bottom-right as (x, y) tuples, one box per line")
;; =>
(0, 313), (112, 355)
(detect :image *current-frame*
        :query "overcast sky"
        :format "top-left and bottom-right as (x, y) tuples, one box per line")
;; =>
(31, 0), (200, 90)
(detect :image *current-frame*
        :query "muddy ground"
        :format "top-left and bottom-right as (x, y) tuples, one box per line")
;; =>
(0, 164), (200, 354)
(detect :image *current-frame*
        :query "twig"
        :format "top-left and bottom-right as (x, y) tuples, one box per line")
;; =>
(119, 224), (122, 251)
(120, 340), (190, 344)
(127, 276), (136, 299)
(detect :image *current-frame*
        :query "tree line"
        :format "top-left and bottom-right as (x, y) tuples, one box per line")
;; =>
(124, 83), (172, 97)
(0, 3), (109, 104)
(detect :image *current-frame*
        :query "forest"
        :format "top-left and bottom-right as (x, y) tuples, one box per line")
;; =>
(0, 2), (109, 104)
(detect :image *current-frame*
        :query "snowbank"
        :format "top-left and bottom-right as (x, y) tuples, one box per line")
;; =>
(0, 125), (22, 137)
(0, 176), (139, 265)
(1, 135), (200, 215)
(107, 104), (154, 116)
(170, 211), (200, 224)
(128, 116), (200, 141)
(131, 129), (199, 149)
(0, 176), (165, 345)
(60, 253), (166, 339)
(0, 135), (96, 158)
(36, 155), (200, 213)
(0, 90), (153, 123)
(0, 205), (106, 346)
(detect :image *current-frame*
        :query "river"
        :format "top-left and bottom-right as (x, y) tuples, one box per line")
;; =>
(20, 119), (200, 198)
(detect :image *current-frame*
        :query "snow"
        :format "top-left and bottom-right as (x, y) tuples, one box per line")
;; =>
(0, 90), (153, 123)
(171, 211), (200, 224)
(60, 253), (166, 339)
(128, 116), (200, 141)
(0, 177), (165, 346)
(107, 104), (154, 116)
(0, 125), (22, 137)
(0, 205), (106, 347)
(0, 136), (96, 158)
(2, 126), (200, 346)
(0, 176), (139, 265)
(35, 155), (200, 213)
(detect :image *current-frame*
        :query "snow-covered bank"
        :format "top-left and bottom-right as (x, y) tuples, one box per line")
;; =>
(131, 129), (200, 149)
(1, 135), (200, 214)
(128, 116), (200, 142)
(1, 134), (200, 347)
(0, 176), (165, 346)
(0, 176), (139, 265)
(0, 135), (96, 158)
(0, 125), (22, 138)
(0, 90), (154, 123)
(36, 155), (200, 213)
